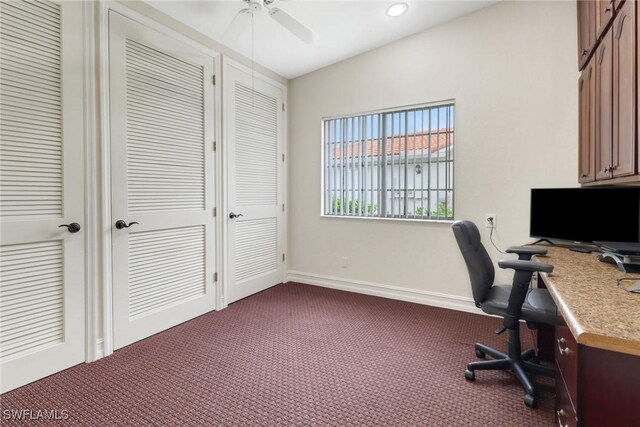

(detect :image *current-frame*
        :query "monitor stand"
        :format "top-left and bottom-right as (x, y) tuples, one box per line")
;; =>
(531, 238), (554, 246)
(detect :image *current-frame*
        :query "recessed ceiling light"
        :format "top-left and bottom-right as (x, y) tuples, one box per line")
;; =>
(386, 2), (408, 18)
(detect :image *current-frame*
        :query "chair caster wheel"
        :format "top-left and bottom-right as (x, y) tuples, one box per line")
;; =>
(524, 394), (537, 408)
(464, 369), (475, 381)
(475, 349), (486, 359)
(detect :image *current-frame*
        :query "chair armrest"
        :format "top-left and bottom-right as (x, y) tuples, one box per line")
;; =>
(499, 259), (554, 330)
(505, 246), (548, 257)
(498, 259), (554, 274)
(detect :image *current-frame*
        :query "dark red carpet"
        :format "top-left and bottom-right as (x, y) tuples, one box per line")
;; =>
(1, 283), (554, 426)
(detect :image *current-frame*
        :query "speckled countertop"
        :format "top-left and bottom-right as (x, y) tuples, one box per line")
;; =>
(536, 246), (640, 356)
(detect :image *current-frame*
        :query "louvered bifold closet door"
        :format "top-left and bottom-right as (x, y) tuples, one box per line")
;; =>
(225, 61), (284, 304)
(0, 0), (85, 393)
(109, 13), (216, 350)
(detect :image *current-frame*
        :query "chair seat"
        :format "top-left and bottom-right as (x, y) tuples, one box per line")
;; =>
(480, 285), (556, 325)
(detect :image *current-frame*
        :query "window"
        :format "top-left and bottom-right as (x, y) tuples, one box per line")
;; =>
(322, 102), (455, 220)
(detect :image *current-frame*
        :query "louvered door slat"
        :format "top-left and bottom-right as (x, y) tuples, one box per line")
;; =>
(235, 219), (277, 282)
(124, 92), (203, 123)
(125, 42), (197, 74)
(1, 33), (61, 60)
(128, 226), (206, 319)
(126, 59), (202, 96)
(0, 57), (60, 83)
(125, 39), (205, 214)
(1, 40), (60, 66)
(0, 241), (63, 360)
(0, 10), (60, 40)
(0, 1), (61, 220)
(0, 65), (60, 87)
(235, 83), (278, 207)
(7, 0), (61, 21)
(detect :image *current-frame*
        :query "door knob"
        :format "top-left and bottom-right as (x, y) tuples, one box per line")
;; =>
(58, 223), (81, 233)
(229, 212), (244, 219)
(115, 220), (139, 229)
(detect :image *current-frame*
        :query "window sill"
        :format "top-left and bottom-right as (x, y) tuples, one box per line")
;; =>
(320, 214), (455, 225)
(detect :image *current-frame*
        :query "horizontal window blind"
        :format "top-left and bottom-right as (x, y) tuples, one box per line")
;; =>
(323, 103), (454, 220)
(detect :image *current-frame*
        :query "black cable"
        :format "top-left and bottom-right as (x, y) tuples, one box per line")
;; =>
(489, 223), (506, 254)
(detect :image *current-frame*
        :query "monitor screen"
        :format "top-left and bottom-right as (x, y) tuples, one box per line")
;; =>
(530, 188), (640, 243)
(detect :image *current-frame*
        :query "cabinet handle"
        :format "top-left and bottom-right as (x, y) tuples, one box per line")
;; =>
(610, 165), (617, 171)
(557, 409), (568, 427)
(582, 49), (588, 56)
(557, 337), (571, 356)
(604, 167), (610, 173)
(580, 173), (588, 178)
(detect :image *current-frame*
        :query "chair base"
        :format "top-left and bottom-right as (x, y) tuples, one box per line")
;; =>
(465, 342), (555, 408)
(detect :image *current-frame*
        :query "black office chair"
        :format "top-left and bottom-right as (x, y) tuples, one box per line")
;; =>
(452, 220), (556, 408)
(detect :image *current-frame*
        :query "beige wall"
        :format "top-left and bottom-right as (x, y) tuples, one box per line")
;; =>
(288, 1), (578, 300)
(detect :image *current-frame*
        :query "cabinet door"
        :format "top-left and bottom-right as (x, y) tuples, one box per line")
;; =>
(578, 0), (598, 69)
(579, 60), (597, 183)
(578, 0), (590, 67)
(612, 0), (636, 177)
(597, 0), (616, 38)
(596, 30), (614, 181)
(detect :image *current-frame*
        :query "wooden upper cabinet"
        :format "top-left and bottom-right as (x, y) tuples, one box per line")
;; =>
(596, 30), (614, 181)
(576, 0), (639, 185)
(597, 0), (616, 39)
(612, 0), (636, 177)
(579, 59), (597, 183)
(578, 0), (598, 69)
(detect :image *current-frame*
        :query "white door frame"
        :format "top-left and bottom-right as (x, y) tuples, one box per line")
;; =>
(95, 0), (223, 358)
(221, 58), (288, 309)
(83, 0), (101, 362)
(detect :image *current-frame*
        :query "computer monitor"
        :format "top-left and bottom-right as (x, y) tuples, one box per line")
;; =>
(530, 187), (640, 244)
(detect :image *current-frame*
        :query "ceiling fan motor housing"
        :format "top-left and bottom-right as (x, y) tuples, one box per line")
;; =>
(250, 1), (262, 12)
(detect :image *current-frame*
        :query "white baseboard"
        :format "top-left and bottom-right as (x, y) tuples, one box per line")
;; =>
(287, 271), (483, 315)
(95, 339), (105, 359)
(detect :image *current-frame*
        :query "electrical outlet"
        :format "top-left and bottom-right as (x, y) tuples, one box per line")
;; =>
(485, 214), (497, 228)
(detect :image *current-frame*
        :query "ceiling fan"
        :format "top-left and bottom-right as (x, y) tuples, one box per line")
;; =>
(224, 0), (318, 44)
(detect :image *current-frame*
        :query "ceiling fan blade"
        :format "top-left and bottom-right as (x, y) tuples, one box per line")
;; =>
(223, 8), (251, 42)
(269, 7), (318, 44)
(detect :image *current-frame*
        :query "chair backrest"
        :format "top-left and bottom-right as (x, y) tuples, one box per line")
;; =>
(452, 220), (495, 304)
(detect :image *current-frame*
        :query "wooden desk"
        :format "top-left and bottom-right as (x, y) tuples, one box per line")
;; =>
(535, 246), (640, 427)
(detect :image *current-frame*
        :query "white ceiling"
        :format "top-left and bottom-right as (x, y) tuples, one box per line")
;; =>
(144, 1), (498, 79)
